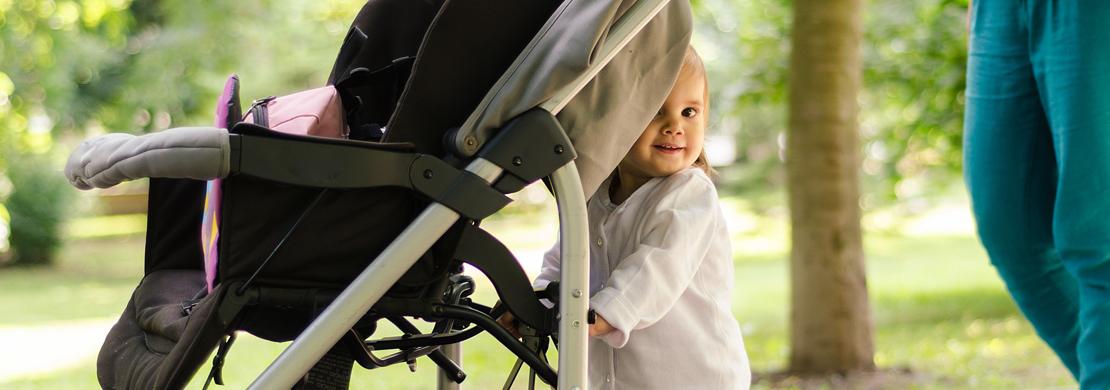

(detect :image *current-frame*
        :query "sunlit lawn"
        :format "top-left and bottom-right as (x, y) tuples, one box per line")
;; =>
(0, 194), (1075, 389)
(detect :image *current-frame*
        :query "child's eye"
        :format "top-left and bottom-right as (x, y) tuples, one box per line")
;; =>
(682, 107), (698, 118)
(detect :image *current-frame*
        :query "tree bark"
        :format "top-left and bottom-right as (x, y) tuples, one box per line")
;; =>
(786, 0), (875, 374)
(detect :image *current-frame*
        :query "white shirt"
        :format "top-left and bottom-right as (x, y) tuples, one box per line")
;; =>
(535, 168), (751, 389)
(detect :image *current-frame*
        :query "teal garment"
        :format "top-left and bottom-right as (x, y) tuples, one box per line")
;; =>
(964, 1), (1110, 388)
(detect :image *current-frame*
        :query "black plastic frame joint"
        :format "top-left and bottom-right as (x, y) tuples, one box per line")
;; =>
(409, 155), (510, 220)
(452, 224), (554, 333)
(477, 108), (577, 194)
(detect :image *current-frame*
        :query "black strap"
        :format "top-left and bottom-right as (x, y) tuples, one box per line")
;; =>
(249, 96), (274, 128)
(238, 189), (328, 295)
(202, 333), (238, 389)
(180, 286), (208, 315)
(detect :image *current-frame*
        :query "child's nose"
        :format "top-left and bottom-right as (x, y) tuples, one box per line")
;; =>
(662, 122), (684, 135)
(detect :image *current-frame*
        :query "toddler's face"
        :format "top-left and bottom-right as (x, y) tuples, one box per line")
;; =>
(620, 70), (706, 179)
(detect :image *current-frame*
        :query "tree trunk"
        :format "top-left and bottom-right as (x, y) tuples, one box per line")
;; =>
(786, 0), (875, 374)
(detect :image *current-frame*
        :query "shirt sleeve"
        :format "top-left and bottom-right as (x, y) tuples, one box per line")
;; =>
(533, 243), (561, 291)
(589, 175), (721, 348)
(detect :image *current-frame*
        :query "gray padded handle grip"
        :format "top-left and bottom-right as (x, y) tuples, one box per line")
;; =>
(65, 126), (231, 190)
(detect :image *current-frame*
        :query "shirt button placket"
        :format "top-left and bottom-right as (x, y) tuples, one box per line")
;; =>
(607, 350), (616, 386)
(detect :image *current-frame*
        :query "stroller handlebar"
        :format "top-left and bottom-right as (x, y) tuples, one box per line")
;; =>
(64, 126), (230, 190)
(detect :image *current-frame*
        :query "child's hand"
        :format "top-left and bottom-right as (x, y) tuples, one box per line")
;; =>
(589, 314), (614, 337)
(496, 312), (523, 339)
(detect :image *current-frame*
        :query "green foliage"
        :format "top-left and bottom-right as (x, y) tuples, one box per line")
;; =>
(1, 0), (135, 138)
(862, 0), (968, 205)
(694, 0), (792, 195)
(1, 0), (375, 155)
(1, 0), (142, 264)
(694, 0), (969, 208)
(0, 0), (375, 151)
(0, 0), (368, 263)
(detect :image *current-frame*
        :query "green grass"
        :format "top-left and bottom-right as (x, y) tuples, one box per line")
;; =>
(0, 200), (1077, 389)
(0, 236), (143, 326)
(731, 228), (1072, 389)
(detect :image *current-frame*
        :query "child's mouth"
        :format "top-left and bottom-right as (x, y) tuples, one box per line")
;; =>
(653, 144), (684, 154)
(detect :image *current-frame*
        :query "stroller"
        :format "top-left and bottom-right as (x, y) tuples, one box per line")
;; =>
(65, 0), (691, 388)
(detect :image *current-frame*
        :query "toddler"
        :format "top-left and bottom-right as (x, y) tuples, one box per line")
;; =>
(529, 46), (751, 389)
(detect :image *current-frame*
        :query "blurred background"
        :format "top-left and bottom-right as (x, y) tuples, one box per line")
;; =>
(0, 0), (1074, 388)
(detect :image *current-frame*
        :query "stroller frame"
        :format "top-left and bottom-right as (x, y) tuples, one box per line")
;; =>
(67, 0), (689, 387)
(249, 2), (675, 388)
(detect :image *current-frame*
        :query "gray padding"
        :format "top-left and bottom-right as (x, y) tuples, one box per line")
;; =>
(65, 126), (230, 190)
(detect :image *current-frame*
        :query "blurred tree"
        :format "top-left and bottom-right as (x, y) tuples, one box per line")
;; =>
(692, 0), (963, 382)
(693, 0), (968, 209)
(1, 0), (140, 265)
(786, 0), (875, 375)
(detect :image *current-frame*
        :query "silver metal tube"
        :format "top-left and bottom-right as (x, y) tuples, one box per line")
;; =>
(550, 161), (590, 390)
(248, 159), (504, 390)
(437, 343), (462, 390)
(539, 0), (674, 115)
(538, 1), (676, 383)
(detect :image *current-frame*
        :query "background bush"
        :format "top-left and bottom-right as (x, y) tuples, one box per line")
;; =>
(2, 149), (72, 267)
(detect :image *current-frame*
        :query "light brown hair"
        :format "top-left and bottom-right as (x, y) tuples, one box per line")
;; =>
(683, 46), (717, 179)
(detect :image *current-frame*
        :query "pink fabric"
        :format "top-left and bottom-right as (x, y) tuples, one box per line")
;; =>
(201, 180), (221, 292)
(201, 75), (238, 292)
(243, 86), (347, 138)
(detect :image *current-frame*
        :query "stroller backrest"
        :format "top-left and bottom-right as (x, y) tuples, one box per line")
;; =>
(369, 0), (562, 155)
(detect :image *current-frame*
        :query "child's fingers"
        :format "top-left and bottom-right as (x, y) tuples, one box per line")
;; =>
(588, 315), (614, 337)
(496, 313), (513, 327)
(496, 313), (523, 339)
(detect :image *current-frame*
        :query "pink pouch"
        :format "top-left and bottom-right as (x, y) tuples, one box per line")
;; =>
(243, 85), (348, 139)
(203, 78), (350, 292)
